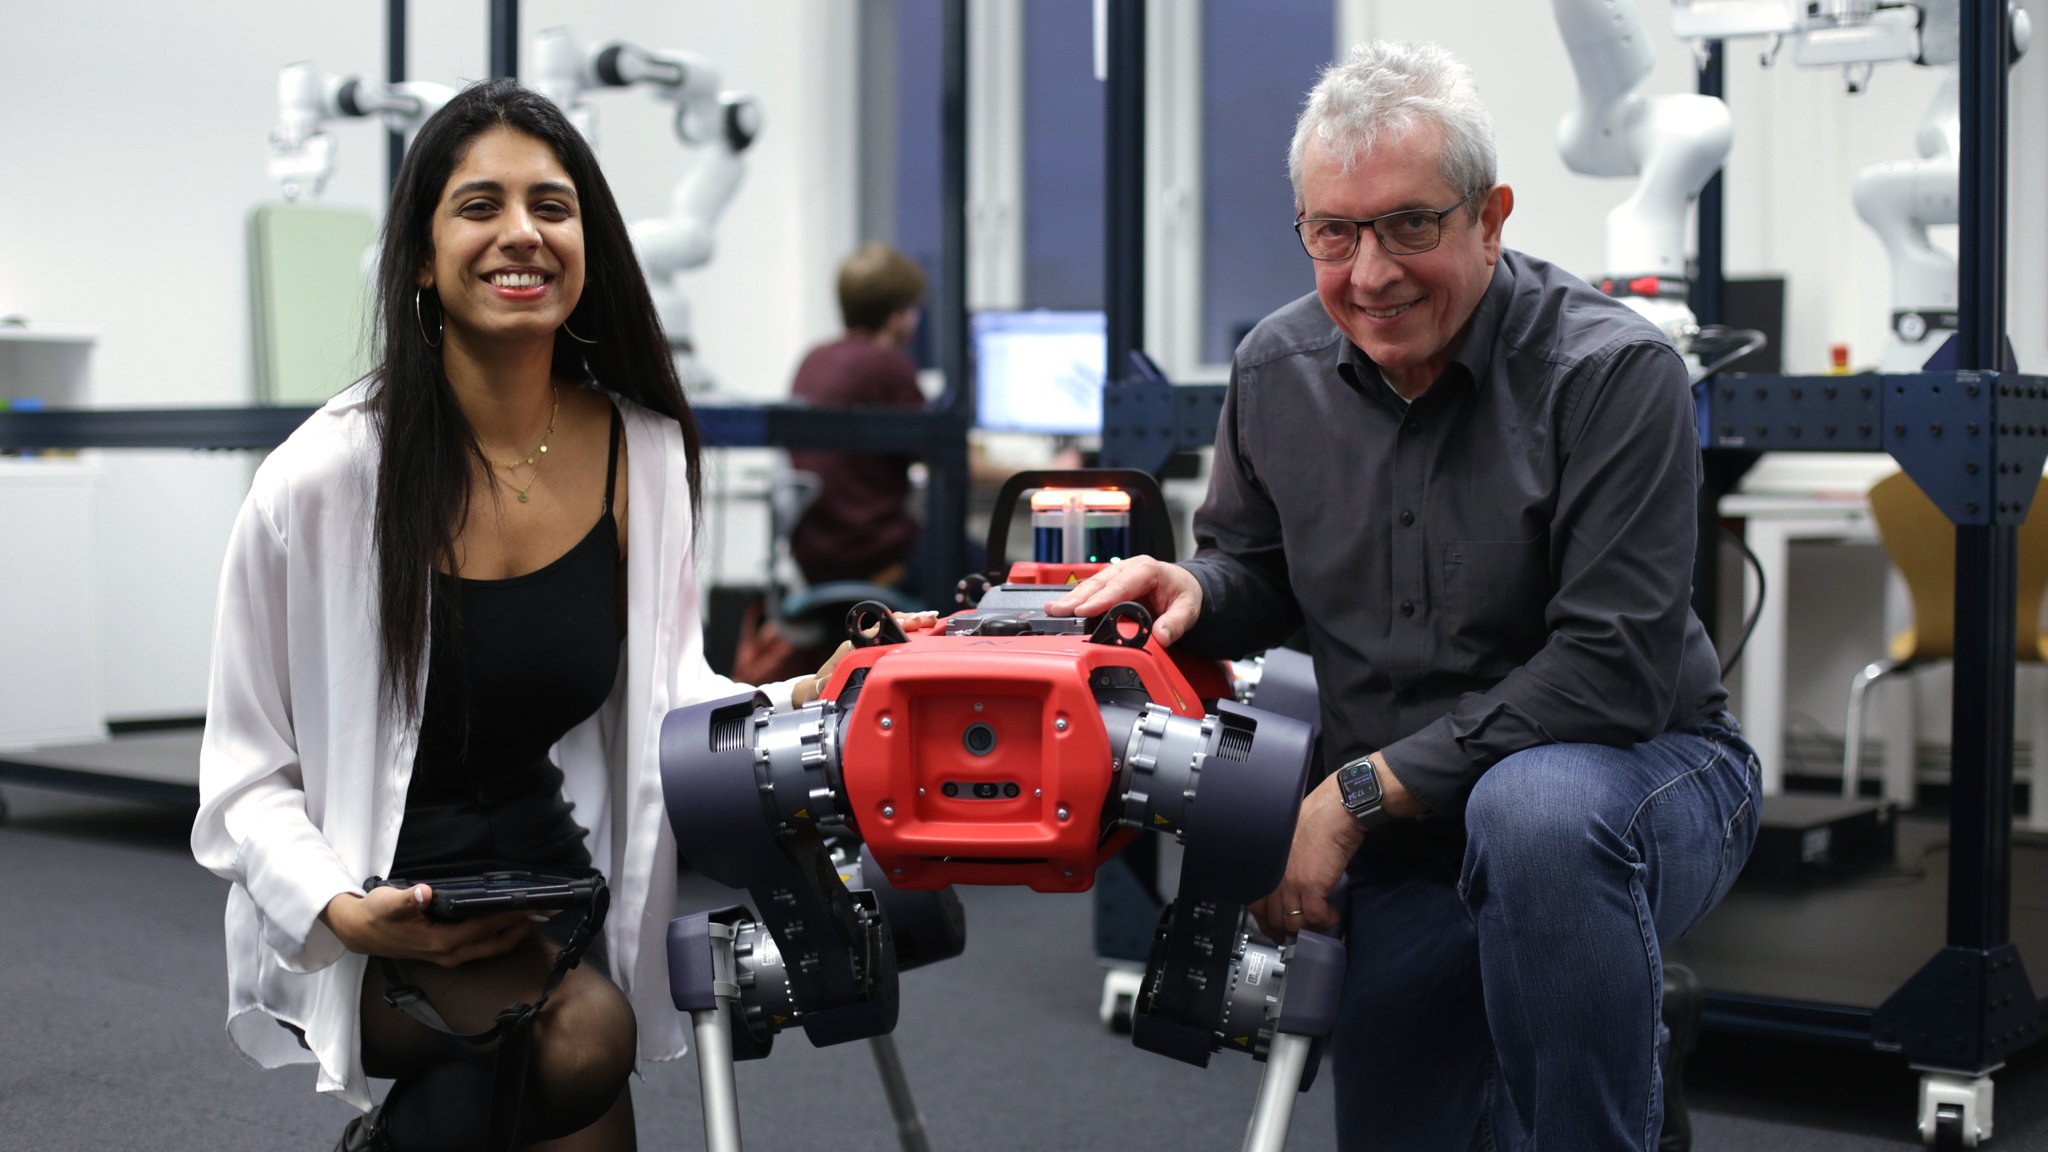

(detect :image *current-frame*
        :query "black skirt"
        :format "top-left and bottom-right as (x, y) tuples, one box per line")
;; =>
(392, 761), (605, 960)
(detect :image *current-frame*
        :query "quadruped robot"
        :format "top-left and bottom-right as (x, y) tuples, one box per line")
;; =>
(659, 471), (1343, 1152)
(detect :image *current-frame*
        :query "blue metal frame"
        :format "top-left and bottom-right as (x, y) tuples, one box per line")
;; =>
(1707, 370), (2048, 526)
(1097, 379), (1224, 476)
(1692, 0), (2044, 1079)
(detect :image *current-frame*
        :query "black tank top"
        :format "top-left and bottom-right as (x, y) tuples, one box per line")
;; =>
(406, 408), (623, 806)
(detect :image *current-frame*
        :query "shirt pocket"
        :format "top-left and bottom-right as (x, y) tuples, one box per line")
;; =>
(1441, 539), (1550, 672)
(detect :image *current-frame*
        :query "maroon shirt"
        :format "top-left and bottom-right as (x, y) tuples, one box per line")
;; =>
(788, 337), (925, 584)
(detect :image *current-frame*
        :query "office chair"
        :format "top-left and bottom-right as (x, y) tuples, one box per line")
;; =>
(1843, 471), (2048, 828)
(765, 468), (921, 653)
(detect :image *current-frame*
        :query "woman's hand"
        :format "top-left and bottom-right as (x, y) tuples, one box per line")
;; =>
(792, 611), (940, 706)
(321, 885), (536, 968)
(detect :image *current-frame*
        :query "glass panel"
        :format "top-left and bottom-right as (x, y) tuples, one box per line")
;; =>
(1023, 0), (1104, 310)
(1201, 0), (1331, 363)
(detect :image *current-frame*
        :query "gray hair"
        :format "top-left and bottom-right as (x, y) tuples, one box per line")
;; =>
(1288, 41), (1497, 215)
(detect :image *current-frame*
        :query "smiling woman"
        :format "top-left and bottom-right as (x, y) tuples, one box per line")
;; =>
(425, 130), (588, 352)
(190, 78), (817, 1152)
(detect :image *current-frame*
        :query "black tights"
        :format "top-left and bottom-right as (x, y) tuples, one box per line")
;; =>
(361, 934), (637, 1151)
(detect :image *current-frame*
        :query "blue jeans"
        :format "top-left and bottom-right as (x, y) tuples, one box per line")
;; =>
(1331, 721), (1759, 1152)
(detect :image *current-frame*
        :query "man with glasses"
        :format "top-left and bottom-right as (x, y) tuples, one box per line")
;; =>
(1049, 40), (1755, 1152)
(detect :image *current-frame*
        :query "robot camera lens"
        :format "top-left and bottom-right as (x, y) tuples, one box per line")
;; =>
(1003, 782), (1020, 798)
(942, 782), (960, 798)
(963, 722), (997, 756)
(973, 782), (999, 799)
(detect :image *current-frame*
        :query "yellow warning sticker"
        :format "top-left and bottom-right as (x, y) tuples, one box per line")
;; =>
(792, 808), (811, 821)
(1233, 1035), (1250, 1047)
(1153, 813), (1170, 826)
(774, 1015), (789, 1025)
(1066, 573), (1080, 584)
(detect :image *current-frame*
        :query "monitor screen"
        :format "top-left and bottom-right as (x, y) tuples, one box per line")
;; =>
(972, 310), (1106, 436)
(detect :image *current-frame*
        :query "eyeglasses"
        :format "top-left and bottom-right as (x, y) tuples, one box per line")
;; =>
(1293, 198), (1473, 261)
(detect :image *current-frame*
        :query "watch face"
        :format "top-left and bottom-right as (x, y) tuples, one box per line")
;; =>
(1339, 757), (1381, 809)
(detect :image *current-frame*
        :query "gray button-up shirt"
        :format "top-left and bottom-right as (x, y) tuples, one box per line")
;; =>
(1179, 248), (1729, 825)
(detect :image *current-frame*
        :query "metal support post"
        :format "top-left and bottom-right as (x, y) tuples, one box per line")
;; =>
(1691, 38), (1725, 330)
(1104, 0), (1145, 380)
(386, 0), (407, 193)
(1949, 0), (2016, 956)
(1691, 38), (1729, 633)
(489, 0), (518, 79)
(918, 0), (971, 605)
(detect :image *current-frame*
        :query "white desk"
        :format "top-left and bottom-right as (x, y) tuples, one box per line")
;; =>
(1718, 490), (1884, 796)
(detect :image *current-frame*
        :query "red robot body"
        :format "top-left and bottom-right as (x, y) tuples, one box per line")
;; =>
(827, 627), (1207, 892)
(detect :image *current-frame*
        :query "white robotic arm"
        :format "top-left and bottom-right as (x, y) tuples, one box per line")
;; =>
(1672, 0), (1927, 89)
(530, 28), (763, 382)
(587, 37), (763, 281)
(1553, 0), (1734, 344)
(1552, 0), (2022, 373)
(1849, 3), (2027, 369)
(1852, 69), (1960, 369)
(267, 61), (455, 201)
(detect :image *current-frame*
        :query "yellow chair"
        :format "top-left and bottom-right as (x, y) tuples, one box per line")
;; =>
(1843, 471), (2048, 827)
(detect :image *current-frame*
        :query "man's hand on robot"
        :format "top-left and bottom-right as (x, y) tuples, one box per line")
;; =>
(1250, 776), (1366, 943)
(1043, 556), (1203, 647)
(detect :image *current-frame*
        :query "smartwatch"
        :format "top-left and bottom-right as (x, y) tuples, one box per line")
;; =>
(1335, 752), (1395, 830)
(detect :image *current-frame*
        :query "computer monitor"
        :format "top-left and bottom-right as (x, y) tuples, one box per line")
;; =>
(971, 310), (1106, 437)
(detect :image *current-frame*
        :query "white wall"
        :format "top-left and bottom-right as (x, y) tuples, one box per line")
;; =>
(0, 1), (855, 720)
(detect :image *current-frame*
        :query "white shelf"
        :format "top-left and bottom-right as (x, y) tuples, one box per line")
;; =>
(0, 327), (95, 408)
(0, 327), (96, 345)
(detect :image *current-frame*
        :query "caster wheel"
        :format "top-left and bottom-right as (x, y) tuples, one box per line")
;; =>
(1098, 966), (1144, 1033)
(1933, 1103), (1966, 1150)
(1934, 1102), (1972, 1150)
(1108, 992), (1134, 1034)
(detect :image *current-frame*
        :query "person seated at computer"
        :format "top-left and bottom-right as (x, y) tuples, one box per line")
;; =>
(787, 242), (930, 591)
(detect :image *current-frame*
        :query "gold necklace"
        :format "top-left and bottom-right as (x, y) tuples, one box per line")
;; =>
(490, 384), (559, 504)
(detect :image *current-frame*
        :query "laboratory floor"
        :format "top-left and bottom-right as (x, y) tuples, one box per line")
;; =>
(5, 780), (2046, 1150)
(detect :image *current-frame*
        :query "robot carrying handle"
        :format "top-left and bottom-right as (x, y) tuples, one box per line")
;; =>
(982, 467), (1178, 576)
(845, 601), (910, 649)
(1088, 603), (1154, 649)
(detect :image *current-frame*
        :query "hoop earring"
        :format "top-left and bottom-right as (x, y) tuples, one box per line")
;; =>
(560, 316), (597, 346)
(415, 287), (442, 349)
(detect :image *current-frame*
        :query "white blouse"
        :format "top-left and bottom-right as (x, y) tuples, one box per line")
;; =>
(190, 380), (796, 1110)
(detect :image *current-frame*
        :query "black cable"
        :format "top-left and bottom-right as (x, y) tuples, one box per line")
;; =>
(1717, 521), (1765, 679)
(1687, 325), (1769, 388)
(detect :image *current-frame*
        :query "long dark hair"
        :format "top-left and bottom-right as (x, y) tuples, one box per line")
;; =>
(370, 77), (703, 719)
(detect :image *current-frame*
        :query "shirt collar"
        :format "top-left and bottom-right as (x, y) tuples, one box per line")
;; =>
(1451, 257), (1516, 390)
